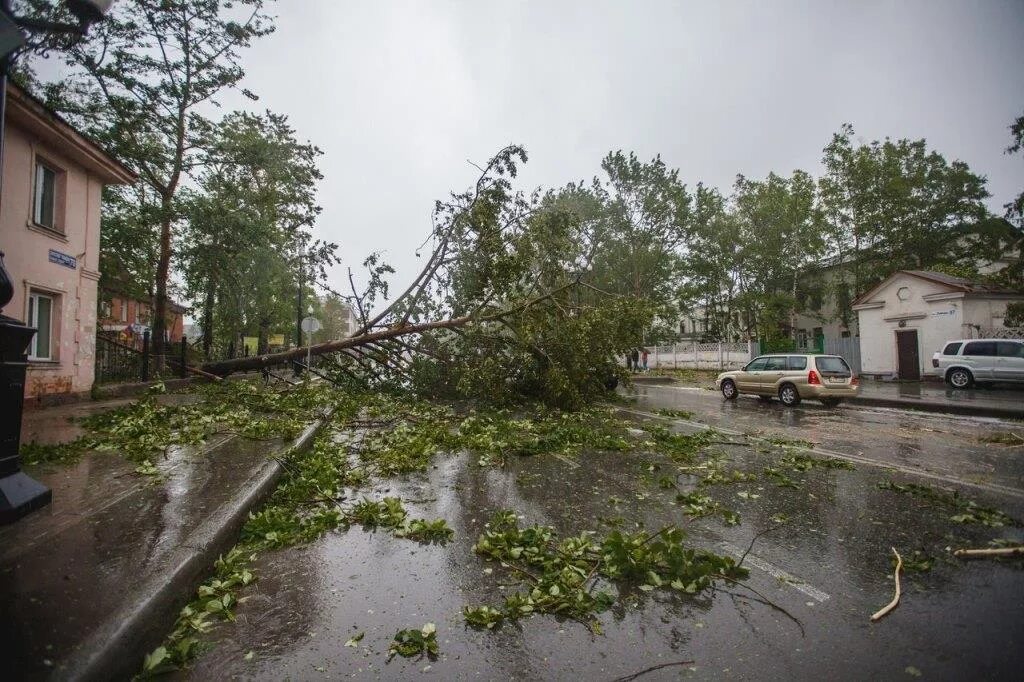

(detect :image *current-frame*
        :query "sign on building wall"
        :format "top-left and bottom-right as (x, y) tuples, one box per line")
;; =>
(48, 249), (77, 269)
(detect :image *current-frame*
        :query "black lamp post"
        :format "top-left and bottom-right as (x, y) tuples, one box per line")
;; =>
(0, 0), (115, 524)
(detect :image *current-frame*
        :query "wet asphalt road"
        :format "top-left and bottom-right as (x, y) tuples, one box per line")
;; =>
(177, 391), (1024, 681)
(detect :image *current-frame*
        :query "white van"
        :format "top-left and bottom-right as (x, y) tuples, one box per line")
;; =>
(931, 339), (1024, 388)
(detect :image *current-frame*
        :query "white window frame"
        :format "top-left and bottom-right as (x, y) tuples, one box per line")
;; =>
(28, 292), (55, 361)
(119, 299), (128, 323)
(33, 161), (58, 230)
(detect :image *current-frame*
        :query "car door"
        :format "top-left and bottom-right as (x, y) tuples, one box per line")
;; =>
(961, 341), (996, 380)
(994, 341), (1024, 382)
(761, 356), (789, 393)
(736, 357), (768, 392)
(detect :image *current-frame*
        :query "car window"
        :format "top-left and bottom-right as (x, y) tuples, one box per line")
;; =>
(942, 342), (962, 355)
(996, 341), (1024, 358)
(787, 356), (807, 370)
(963, 341), (996, 357)
(764, 356), (788, 371)
(815, 356), (851, 373)
(745, 357), (768, 371)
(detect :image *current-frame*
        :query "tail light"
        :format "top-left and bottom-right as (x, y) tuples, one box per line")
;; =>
(808, 370), (822, 385)
(851, 374), (859, 386)
(932, 358), (939, 368)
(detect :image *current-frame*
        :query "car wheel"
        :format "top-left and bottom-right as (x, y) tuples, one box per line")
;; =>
(721, 379), (738, 400)
(778, 383), (801, 407)
(946, 368), (973, 389)
(821, 398), (842, 408)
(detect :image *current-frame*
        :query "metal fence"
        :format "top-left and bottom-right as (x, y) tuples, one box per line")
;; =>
(94, 334), (145, 384)
(95, 332), (192, 384)
(822, 336), (862, 374)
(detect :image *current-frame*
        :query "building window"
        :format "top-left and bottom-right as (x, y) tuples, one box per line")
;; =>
(119, 299), (128, 323)
(99, 299), (112, 318)
(28, 292), (54, 360)
(33, 162), (58, 230)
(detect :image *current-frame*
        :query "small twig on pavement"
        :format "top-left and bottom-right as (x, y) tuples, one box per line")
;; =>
(610, 660), (695, 682)
(712, 574), (805, 637)
(738, 521), (788, 568)
(870, 547), (903, 622)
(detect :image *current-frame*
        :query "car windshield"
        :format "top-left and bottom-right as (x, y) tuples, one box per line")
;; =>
(815, 356), (850, 373)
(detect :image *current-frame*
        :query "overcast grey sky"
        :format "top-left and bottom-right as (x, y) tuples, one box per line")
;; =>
(156, 1), (1024, 295)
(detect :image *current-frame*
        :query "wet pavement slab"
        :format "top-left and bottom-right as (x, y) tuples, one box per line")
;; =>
(176, 400), (1024, 681)
(1, 410), (306, 680)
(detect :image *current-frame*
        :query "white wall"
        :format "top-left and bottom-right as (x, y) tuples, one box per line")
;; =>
(856, 273), (965, 377)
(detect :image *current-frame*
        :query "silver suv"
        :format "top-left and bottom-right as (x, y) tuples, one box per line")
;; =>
(931, 339), (1024, 388)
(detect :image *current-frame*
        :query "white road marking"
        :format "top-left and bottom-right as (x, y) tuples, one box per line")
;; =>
(552, 453), (579, 469)
(717, 541), (831, 603)
(617, 407), (1024, 501)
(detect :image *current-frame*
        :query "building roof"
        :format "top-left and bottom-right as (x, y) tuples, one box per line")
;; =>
(5, 82), (137, 185)
(853, 270), (1024, 306)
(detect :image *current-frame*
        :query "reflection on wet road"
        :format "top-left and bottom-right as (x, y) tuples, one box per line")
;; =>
(180, 393), (1024, 681)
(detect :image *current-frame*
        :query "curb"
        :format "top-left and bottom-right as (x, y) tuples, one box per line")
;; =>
(628, 376), (677, 385)
(59, 409), (335, 682)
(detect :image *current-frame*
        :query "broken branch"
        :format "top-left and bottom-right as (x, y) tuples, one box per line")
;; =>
(953, 546), (1024, 559)
(870, 547), (903, 622)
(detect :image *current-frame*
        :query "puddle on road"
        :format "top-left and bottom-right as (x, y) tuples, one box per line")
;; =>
(180, 415), (1024, 681)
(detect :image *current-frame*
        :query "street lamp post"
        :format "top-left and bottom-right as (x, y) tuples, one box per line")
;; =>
(0, 0), (116, 523)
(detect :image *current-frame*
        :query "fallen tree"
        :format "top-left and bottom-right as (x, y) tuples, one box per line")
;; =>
(201, 146), (653, 408)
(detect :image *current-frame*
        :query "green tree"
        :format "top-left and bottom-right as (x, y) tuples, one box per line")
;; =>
(590, 151), (692, 309)
(819, 124), (992, 308)
(730, 170), (824, 340)
(180, 111), (332, 357)
(30, 0), (275, 355)
(993, 113), (1024, 289)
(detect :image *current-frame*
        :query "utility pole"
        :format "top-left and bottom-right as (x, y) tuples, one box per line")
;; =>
(294, 241), (304, 377)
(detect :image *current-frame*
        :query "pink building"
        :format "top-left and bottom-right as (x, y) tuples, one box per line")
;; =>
(0, 82), (135, 400)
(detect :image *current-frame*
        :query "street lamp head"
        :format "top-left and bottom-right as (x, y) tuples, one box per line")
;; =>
(65, 0), (115, 31)
(307, 304), (314, 315)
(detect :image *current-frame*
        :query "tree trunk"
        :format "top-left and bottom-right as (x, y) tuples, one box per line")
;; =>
(202, 285), (214, 360)
(201, 313), (474, 376)
(152, 204), (173, 368)
(257, 317), (270, 354)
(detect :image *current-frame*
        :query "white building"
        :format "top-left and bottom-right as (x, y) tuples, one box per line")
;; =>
(852, 270), (1024, 379)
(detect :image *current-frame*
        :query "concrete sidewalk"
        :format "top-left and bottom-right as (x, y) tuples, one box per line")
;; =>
(850, 380), (1024, 419)
(1, 396), (331, 681)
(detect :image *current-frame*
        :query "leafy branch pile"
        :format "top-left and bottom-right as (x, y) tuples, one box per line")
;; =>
(23, 381), (337, 471)
(388, 623), (439, 661)
(464, 510), (748, 631)
(143, 391), (456, 674)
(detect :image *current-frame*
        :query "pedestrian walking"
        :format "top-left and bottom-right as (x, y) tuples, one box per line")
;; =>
(624, 351), (633, 371)
(642, 347), (649, 371)
(631, 348), (640, 372)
